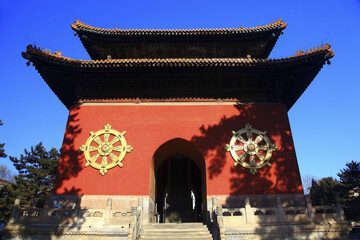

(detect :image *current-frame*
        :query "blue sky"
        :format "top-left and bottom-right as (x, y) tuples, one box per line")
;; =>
(0, 1), (359, 180)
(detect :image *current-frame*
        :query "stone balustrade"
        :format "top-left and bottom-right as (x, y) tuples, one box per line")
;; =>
(10, 204), (132, 227)
(216, 195), (346, 227)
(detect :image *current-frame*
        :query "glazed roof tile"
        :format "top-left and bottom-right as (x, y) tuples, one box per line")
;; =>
(23, 43), (333, 71)
(71, 19), (287, 36)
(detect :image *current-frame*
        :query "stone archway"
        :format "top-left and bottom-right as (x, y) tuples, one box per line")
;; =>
(149, 138), (207, 223)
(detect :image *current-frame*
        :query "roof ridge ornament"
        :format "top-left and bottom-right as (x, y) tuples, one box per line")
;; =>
(297, 43), (332, 56)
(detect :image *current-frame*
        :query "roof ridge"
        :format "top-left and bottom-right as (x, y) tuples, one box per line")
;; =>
(70, 19), (287, 33)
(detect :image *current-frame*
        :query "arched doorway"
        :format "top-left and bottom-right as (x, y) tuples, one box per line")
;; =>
(149, 138), (207, 223)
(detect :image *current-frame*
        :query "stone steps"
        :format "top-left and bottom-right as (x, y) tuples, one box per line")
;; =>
(139, 223), (213, 240)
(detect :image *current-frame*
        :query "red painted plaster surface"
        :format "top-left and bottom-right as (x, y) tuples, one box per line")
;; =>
(53, 104), (303, 196)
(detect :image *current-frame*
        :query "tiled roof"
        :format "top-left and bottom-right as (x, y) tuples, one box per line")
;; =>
(71, 19), (287, 36)
(23, 43), (333, 71)
(70, 20), (288, 60)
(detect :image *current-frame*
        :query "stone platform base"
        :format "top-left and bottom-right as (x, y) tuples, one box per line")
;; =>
(4, 194), (352, 239)
(224, 223), (351, 240)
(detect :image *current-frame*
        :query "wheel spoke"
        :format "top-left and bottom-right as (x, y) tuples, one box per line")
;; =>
(89, 146), (98, 152)
(233, 144), (244, 151)
(238, 152), (247, 162)
(249, 155), (256, 167)
(90, 153), (100, 162)
(101, 156), (108, 165)
(246, 132), (253, 141)
(109, 153), (118, 163)
(254, 135), (263, 144)
(258, 145), (268, 151)
(93, 136), (102, 145)
(112, 146), (123, 152)
(104, 133), (110, 143)
(110, 136), (120, 145)
(236, 134), (246, 144)
(256, 152), (265, 161)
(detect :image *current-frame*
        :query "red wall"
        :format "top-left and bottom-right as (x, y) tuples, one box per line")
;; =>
(53, 103), (303, 196)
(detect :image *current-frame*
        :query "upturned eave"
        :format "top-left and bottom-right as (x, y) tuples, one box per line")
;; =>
(22, 44), (334, 111)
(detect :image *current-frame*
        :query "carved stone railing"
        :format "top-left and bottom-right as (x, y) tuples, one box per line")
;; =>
(252, 207), (278, 223)
(127, 198), (143, 240)
(212, 197), (225, 240)
(284, 207), (308, 223)
(128, 207), (142, 240)
(8, 197), (132, 231)
(222, 207), (246, 225)
(219, 195), (346, 227)
(306, 195), (346, 223)
(10, 207), (132, 226)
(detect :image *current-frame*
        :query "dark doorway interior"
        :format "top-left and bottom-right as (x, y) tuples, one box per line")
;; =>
(155, 154), (203, 223)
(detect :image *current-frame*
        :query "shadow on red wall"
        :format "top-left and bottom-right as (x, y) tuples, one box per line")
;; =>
(53, 106), (83, 195)
(190, 103), (303, 195)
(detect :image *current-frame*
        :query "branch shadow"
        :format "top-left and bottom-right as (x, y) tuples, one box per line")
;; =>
(52, 106), (83, 195)
(191, 103), (303, 197)
(5, 106), (88, 239)
(190, 103), (351, 239)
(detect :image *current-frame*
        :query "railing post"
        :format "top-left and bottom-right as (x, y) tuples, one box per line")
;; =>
(276, 196), (285, 222)
(138, 197), (148, 224)
(41, 198), (50, 223)
(305, 195), (315, 222)
(215, 206), (223, 225)
(244, 196), (253, 224)
(215, 205), (225, 240)
(131, 207), (138, 240)
(75, 197), (81, 225)
(8, 198), (21, 223)
(105, 197), (112, 225)
(212, 197), (218, 211)
(212, 197), (218, 220)
(334, 195), (346, 221)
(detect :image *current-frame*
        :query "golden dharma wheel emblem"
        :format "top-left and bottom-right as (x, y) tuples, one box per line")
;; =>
(79, 124), (133, 175)
(225, 123), (277, 175)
